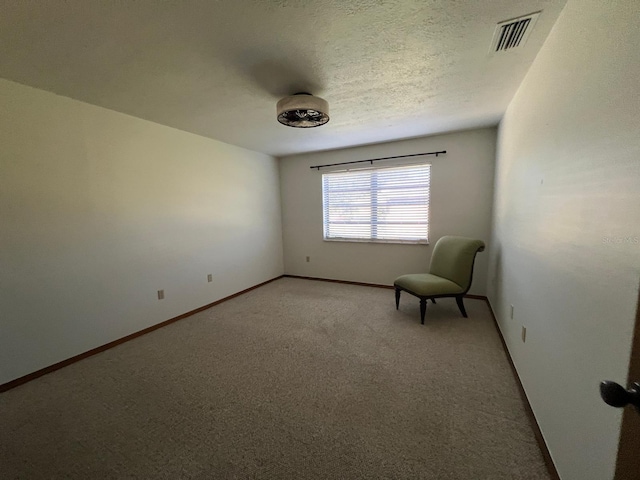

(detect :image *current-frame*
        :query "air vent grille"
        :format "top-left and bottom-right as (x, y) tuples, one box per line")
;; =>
(491, 12), (540, 53)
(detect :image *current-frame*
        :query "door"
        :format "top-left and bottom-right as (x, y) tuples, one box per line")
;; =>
(601, 286), (640, 479)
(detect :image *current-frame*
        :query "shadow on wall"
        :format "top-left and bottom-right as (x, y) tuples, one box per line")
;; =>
(489, 241), (503, 306)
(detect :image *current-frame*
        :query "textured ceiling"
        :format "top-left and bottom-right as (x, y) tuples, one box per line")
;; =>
(0, 0), (566, 156)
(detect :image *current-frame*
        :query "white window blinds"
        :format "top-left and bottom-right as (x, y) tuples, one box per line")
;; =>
(322, 163), (431, 244)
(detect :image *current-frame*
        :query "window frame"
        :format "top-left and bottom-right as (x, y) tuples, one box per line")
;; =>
(321, 163), (431, 245)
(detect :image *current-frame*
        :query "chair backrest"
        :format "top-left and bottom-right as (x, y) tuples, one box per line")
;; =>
(429, 236), (485, 290)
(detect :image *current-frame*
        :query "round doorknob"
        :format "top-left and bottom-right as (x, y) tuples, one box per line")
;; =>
(600, 381), (640, 409)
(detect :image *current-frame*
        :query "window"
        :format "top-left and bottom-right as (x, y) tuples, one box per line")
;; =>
(322, 163), (430, 244)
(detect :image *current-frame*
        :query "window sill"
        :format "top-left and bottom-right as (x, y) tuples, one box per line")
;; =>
(323, 238), (429, 245)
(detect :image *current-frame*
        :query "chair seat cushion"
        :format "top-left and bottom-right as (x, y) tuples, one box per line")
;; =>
(394, 273), (464, 297)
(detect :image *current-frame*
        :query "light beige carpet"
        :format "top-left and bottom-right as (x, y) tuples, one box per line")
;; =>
(0, 277), (550, 479)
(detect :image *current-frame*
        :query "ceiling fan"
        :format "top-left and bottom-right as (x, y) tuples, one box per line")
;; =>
(276, 92), (329, 128)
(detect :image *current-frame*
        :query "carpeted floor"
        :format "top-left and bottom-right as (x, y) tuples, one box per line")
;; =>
(0, 277), (550, 479)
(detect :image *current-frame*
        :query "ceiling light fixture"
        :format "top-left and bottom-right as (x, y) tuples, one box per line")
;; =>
(277, 93), (329, 128)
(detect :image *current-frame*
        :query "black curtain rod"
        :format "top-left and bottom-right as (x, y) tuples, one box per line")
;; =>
(309, 150), (446, 170)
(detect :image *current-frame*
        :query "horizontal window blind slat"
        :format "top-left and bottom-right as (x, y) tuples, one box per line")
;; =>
(322, 163), (430, 243)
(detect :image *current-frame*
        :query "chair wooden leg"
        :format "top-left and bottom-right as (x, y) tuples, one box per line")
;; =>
(456, 295), (468, 318)
(420, 298), (427, 324)
(395, 288), (401, 310)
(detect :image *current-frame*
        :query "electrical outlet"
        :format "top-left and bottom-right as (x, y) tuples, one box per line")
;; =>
(510, 304), (514, 319)
(207, 274), (213, 283)
(157, 290), (165, 300)
(306, 256), (310, 262)
(521, 326), (527, 343)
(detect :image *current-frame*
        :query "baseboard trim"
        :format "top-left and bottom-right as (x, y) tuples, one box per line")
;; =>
(0, 275), (284, 393)
(282, 275), (486, 301)
(465, 293), (486, 300)
(282, 274), (394, 290)
(483, 297), (561, 480)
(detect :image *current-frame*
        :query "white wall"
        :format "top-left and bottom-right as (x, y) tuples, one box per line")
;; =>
(280, 128), (496, 293)
(488, 1), (640, 478)
(0, 79), (284, 385)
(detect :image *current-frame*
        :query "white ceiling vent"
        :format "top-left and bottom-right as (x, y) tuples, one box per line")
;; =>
(490, 12), (540, 53)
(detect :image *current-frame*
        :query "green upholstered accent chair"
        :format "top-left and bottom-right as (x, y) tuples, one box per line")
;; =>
(394, 236), (485, 324)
